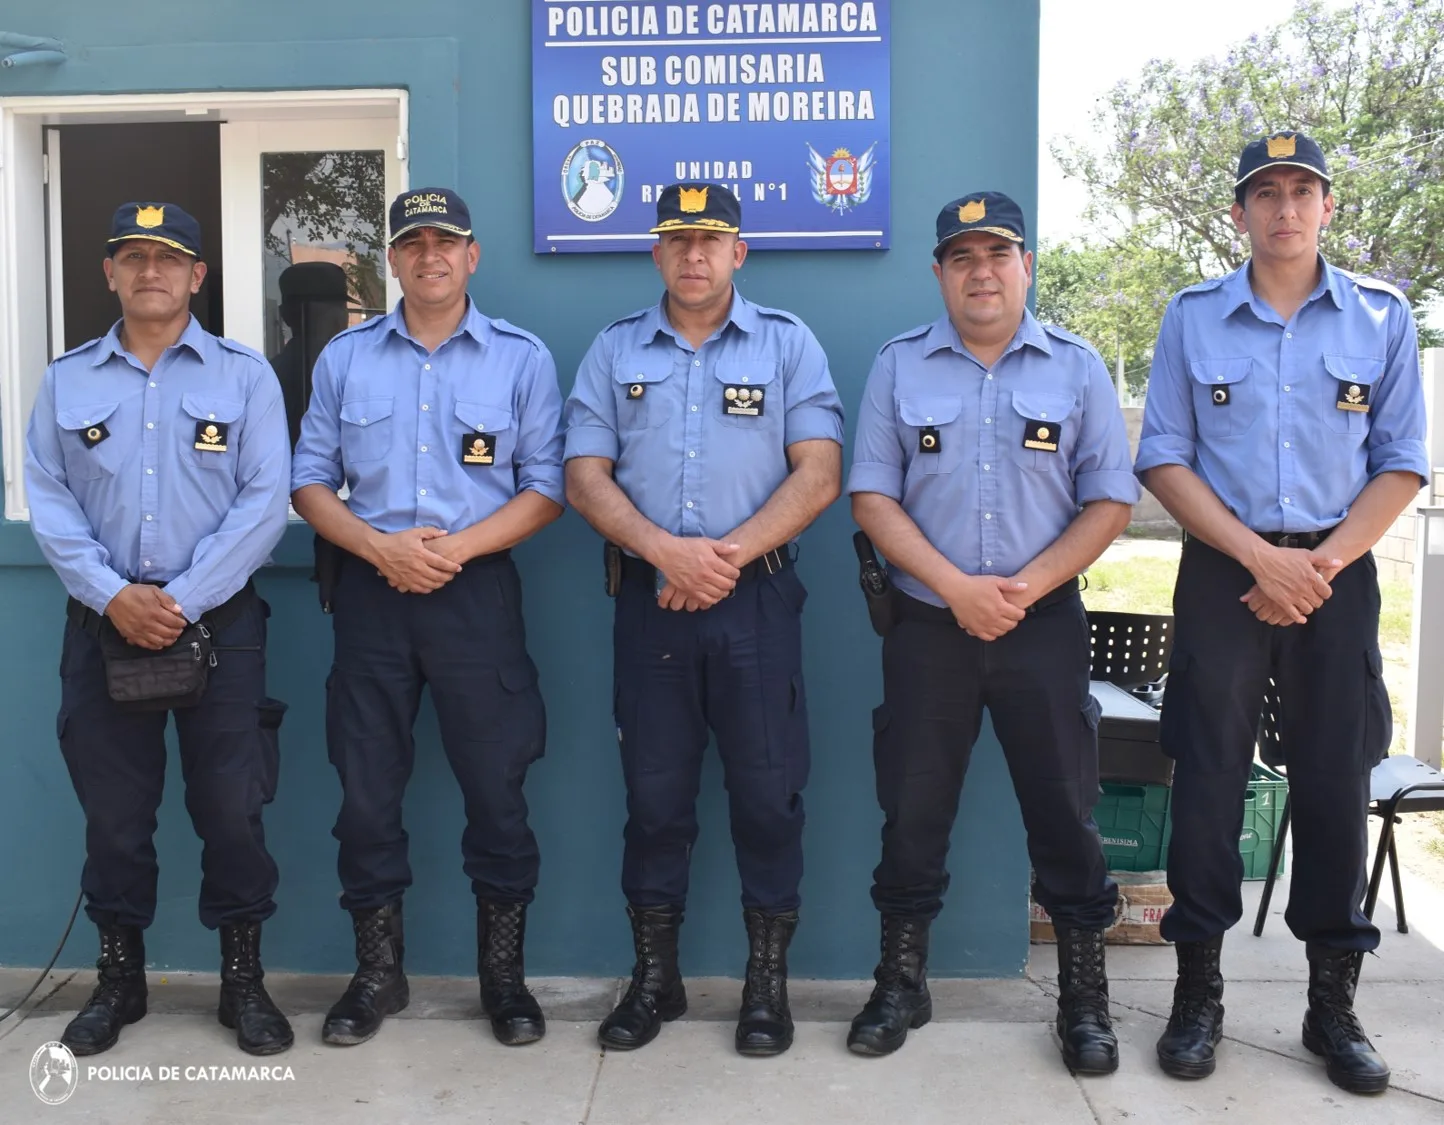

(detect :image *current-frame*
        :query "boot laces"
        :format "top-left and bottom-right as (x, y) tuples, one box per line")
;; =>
(1065, 937), (1110, 1022)
(482, 907), (525, 987)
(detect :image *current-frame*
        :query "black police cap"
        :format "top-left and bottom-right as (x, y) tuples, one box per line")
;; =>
(933, 191), (1026, 258)
(107, 202), (201, 258)
(650, 182), (742, 235)
(389, 187), (473, 244)
(1235, 131), (1331, 190)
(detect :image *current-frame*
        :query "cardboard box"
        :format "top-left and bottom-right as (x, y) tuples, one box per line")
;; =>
(1030, 871), (1173, 946)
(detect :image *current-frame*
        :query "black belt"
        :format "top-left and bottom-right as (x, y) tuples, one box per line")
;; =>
(1254, 530), (1329, 549)
(66, 578), (256, 639)
(895, 576), (1080, 624)
(1182, 529), (1330, 551)
(620, 547), (791, 589)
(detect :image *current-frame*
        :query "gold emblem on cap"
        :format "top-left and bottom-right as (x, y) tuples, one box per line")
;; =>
(1266, 134), (1297, 159)
(959, 199), (987, 223)
(136, 205), (165, 229)
(679, 186), (709, 213)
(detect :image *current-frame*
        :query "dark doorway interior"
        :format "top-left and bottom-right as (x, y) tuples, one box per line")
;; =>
(54, 122), (222, 351)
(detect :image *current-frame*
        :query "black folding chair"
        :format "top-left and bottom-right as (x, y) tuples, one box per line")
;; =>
(1253, 683), (1444, 935)
(1085, 611), (1174, 706)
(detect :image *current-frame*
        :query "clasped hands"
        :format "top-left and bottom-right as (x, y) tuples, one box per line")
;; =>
(1240, 545), (1343, 626)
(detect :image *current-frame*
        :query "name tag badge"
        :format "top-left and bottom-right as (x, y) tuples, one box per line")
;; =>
(722, 384), (765, 417)
(81, 422), (110, 449)
(1336, 379), (1370, 413)
(1022, 419), (1060, 453)
(194, 421), (229, 452)
(918, 426), (941, 454)
(462, 432), (496, 465)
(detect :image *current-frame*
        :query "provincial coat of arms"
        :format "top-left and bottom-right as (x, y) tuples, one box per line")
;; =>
(805, 142), (878, 215)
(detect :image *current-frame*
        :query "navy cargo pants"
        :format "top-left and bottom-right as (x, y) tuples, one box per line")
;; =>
(57, 590), (283, 930)
(326, 551), (546, 910)
(1160, 537), (1388, 951)
(612, 560), (811, 913)
(870, 587), (1118, 930)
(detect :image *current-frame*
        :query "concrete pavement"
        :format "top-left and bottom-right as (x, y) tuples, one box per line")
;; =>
(3, 877), (1443, 1124)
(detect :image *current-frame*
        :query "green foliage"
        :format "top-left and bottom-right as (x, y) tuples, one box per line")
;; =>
(1047, 0), (1444, 358)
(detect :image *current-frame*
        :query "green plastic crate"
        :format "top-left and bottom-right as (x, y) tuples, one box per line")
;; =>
(1240, 762), (1288, 880)
(1150, 763), (1289, 880)
(1093, 781), (1172, 872)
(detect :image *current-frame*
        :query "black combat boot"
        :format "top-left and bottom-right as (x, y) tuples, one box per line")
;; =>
(1156, 935), (1225, 1079)
(217, 921), (294, 1056)
(1055, 927), (1118, 1075)
(478, 901), (545, 1046)
(735, 909), (799, 1056)
(61, 924), (148, 1056)
(1302, 946), (1390, 1094)
(597, 905), (687, 1050)
(322, 903), (409, 1046)
(846, 915), (932, 1056)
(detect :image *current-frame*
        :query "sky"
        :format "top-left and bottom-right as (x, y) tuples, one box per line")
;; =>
(1038, 0), (1339, 241)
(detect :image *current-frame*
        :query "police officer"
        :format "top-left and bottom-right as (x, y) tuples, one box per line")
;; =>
(24, 202), (293, 1056)
(565, 183), (843, 1056)
(846, 192), (1138, 1073)
(270, 261), (352, 449)
(292, 188), (563, 1048)
(1136, 132), (1427, 1094)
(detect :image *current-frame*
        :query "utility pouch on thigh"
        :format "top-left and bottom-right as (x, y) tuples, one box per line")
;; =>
(98, 623), (216, 712)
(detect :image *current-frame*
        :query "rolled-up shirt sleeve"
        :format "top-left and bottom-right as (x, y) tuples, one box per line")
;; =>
(512, 343), (566, 505)
(845, 347), (905, 500)
(782, 326), (845, 446)
(1364, 298), (1429, 485)
(1134, 300), (1198, 477)
(563, 332), (621, 462)
(1074, 348), (1142, 505)
(290, 343), (345, 492)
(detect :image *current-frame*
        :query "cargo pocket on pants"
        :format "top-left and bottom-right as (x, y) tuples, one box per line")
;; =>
(1363, 647), (1391, 769)
(1158, 651), (1193, 764)
(499, 658), (546, 775)
(256, 697), (287, 804)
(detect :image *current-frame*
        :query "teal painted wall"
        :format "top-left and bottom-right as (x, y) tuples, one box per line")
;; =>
(0, 0), (1041, 978)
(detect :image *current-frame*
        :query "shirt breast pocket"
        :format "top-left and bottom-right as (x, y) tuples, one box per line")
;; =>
(181, 393), (245, 472)
(712, 361), (780, 430)
(897, 396), (963, 475)
(454, 399), (516, 471)
(612, 357), (676, 430)
(1008, 391), (1077, 472)
(1322, 355), (1383, 436)
(56, 401), (124, 481)
(1189, 358), (1254, 437)
(339, 397), (395, 464)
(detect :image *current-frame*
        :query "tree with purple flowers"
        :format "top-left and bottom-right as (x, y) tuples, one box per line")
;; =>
(1048, 0), (1444, 364)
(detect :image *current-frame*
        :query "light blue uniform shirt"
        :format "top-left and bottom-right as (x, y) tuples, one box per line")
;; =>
(24, 316), (291, 619)
(846, 311), (1140, 607)
(564, 289), (844, 539)
(291, 300), (565, 533)
(1135, 259), (1429, 531)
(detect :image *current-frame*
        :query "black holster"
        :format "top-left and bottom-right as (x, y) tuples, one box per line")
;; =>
(853, 531), (896, 637)
(313, 534), (344, 613)
(604, 541), (622, 598)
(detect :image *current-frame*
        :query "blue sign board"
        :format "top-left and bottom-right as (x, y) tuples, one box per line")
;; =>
(532, 1), (890, 252)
